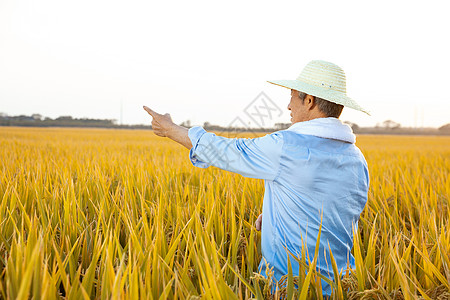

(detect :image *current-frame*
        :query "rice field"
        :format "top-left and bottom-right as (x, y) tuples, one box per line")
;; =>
(0, 126), (449, 299)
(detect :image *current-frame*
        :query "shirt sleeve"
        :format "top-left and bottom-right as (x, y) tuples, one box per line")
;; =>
(188, 126), (284, 180)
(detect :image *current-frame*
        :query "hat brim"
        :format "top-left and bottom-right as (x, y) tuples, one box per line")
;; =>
(267, 79), (370, 116)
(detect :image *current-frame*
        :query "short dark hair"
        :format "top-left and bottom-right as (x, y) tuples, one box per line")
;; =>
(298, 91), (344, 118)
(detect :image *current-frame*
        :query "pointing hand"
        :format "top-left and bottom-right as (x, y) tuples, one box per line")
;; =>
(143, 106), (175, 137)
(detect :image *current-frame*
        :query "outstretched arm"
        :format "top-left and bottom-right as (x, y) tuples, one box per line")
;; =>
(144, 106), (284, 180)
(143, 106), (192, 149)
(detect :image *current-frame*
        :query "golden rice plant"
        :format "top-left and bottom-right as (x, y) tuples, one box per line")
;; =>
(0, 127), (449, 299)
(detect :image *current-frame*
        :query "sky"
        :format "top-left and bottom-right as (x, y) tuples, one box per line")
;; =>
(1, 0), (449, 128)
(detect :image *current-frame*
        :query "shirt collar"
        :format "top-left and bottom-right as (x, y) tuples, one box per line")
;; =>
(286, 117), (356, 144)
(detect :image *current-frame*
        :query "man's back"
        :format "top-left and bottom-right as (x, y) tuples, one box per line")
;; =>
(258, 120), (370, 295)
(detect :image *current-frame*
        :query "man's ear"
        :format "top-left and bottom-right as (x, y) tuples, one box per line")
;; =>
(304, 94), (315, 110)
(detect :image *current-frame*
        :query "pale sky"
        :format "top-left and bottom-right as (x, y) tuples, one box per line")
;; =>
(1, 0), (449, 128)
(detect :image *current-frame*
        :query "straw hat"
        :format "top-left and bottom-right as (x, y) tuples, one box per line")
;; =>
(268, 60), (370, 115)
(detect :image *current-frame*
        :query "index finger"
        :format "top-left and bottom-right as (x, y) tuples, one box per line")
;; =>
(143, 106), (159, 117)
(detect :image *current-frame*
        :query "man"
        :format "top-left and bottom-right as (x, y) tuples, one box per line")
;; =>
(144, 60), (370, 297)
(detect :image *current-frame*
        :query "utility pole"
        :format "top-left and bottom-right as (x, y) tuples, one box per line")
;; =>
(120, 99), (123, 125)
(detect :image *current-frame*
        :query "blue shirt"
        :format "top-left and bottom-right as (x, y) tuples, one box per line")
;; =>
(187, 117), (369, 296)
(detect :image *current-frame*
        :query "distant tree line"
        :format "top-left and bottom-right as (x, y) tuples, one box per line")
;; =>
(1, 113), (449, 135)
(0, 113), (152, 129)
